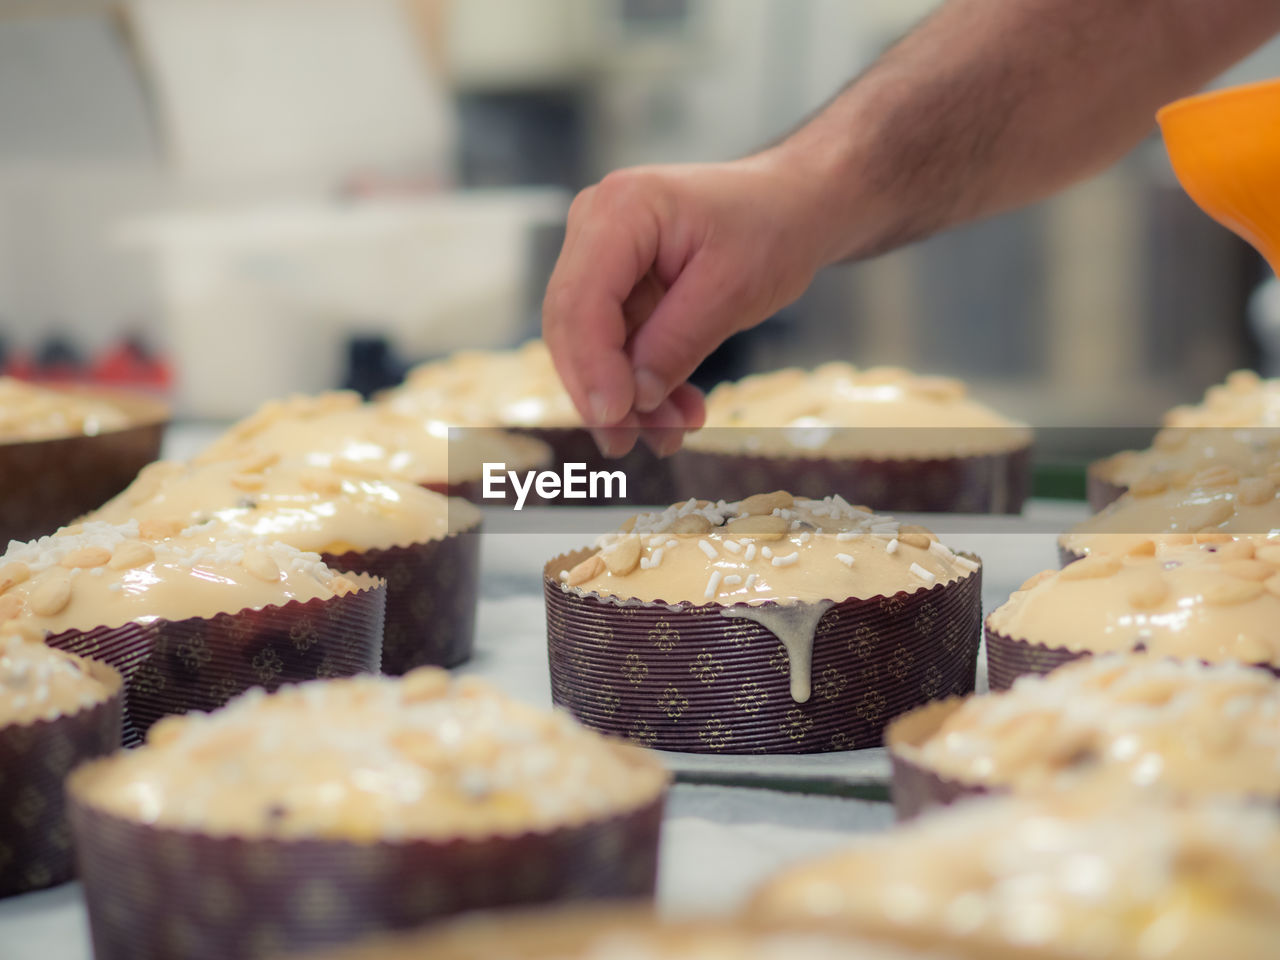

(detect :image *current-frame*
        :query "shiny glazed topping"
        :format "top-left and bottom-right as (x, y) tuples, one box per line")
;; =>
(0, 377), (131, 442)
(0, 632), (113, 726)
(89, 455), (479, 555)
(1062, 467), (1280, 557)
(1165, 370), (1280, 428)
(312, 910), (965, 960)
(904, 655), (1280, 797)
(382, 340), (580, 428)
(559, 492), (977, 606)
(1092, 428), (1280, 494)
(687, 364), (1030, 457)
(198, 391), (549, 485)
(751, 790), (1280, 960)
(72, 669), (668, 841)
(0, 520), (356, 634)
(989, 538), (1280, 665)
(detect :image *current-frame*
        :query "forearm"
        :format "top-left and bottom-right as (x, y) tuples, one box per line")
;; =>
(776, 0), (1280, 264)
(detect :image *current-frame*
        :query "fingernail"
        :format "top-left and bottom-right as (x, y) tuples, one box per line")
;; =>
(633, 368), (666, 414)
(588, 391), (614, 426)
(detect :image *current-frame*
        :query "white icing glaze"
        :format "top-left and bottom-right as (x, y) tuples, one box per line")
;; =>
(722, 601), (835, 702)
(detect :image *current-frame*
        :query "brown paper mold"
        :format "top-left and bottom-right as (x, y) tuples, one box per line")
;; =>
(670, 446), (1031, 515)
(885, 698), (991, 821)
(67, 771), (664, 960)
(545, 550), (983, 754)
(0, 657), (122, 898)
(322, 519), (480, 674)
(45, 575), (386, 744)
(0, 389), (167, 543)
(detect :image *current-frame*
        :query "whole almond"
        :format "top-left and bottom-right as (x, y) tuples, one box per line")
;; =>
(0, 562), (30, 594)
(400, 668), (450, 704)
(1125, 539), (1156, 558)
(1059, 556), (1121, 581)
(898, 533), (932, 550)
(1237, 477), (1276, 506)
(603, 536), (642, 576)
(565, 554), (605, 587)
(242, 548), (281, 583)
(109, 541), (156, 571)
(738, 491), (794, 517)
(29, 576), (73, 617)
(1204, 579), (1264, 606)
(724, 514), (789, 541)
(1127, 575), (1169, 610)
(230, 473), (266, 492)
(300, 469), (343, 496)
(139, 517), (184, 541)
(60, 546), (111, 569)
(1222, 559), (1273, 582)
(669, 514), (713, 535)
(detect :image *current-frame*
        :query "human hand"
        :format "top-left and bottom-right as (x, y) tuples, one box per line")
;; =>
(542, 148), (836, 457)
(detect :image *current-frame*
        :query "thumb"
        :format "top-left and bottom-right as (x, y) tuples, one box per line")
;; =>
(627, 252), (752, 414)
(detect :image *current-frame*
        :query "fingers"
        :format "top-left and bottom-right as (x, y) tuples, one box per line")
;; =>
(627, 251), (747, 413)
(543, 173), (669, 428)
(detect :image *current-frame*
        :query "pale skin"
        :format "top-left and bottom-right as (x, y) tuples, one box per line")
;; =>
(542, 0), (1280, 456)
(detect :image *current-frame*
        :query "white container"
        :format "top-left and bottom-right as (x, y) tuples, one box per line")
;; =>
(121, 189), (568, 419)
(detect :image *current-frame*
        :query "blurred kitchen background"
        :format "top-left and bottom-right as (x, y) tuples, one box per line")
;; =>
(1, 0), (1278, 455)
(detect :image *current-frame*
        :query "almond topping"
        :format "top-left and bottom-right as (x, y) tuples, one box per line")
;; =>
(1058, 556), (1121, 581)
(669, 514), (713, 535)
(29, 576), (73, 617)
(1130, 476), (1168, 498)
(229, 473), (266, 492)
(109, 541), (156, 571)
(400, 667), (450, 704)
(241, 548), (281, 583)
(1222, 559), (1273, 582)
(565, 554), (605, 587)
(1203, 579), (1264, 606)
(1237, 477), (1277, 506)
(1264, 574), (1280, 598)
(139, 517), (184, 541)
(0, 562), (30, 594)
(738, 491), (794, 516)
(1235, 634), (1273, 664)
(1256, 546), (1280, 565)
(898, 533), (932, 550)
(300, 469), (343, 495)
(1127, 575), (1169, 610)
(723, 514), (789, 541)
(1214, 539), (1256, 560)
(603, 536), (642, 576)
(1125, 539), (1156, 558)
(1190, 464), (1240, 488)
(0, 595), (23, 621)
(238, 451), (280, 473)
(59, 546), (111, 569)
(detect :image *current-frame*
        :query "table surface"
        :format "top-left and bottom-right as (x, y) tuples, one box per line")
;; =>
(0, 464), (1087, 958)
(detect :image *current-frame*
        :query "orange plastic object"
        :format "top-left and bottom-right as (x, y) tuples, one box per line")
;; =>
(1158, 78), (1280, 274)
